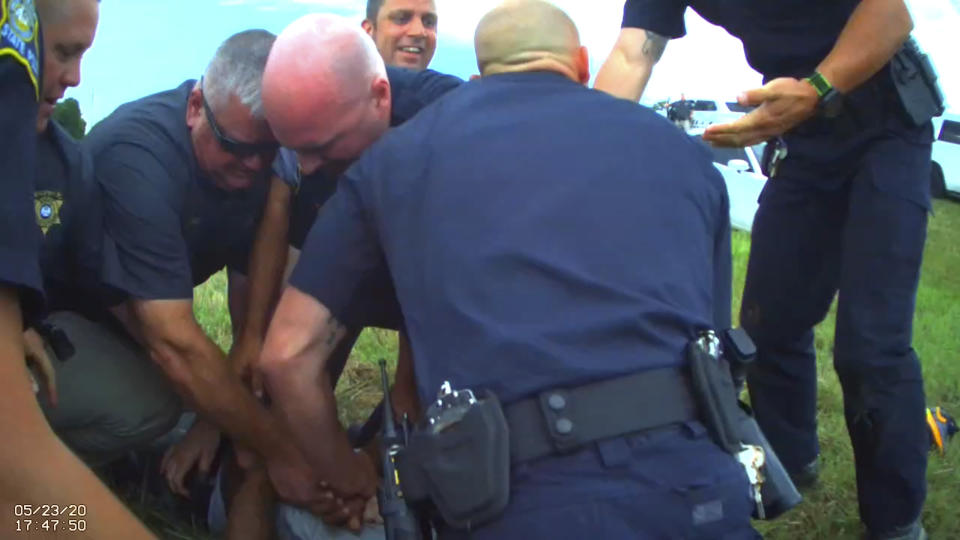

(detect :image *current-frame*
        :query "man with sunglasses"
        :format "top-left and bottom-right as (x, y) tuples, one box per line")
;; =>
(82, 29), (323, 507)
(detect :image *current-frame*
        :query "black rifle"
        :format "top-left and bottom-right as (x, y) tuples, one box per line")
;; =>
(377, 359), (422, 540)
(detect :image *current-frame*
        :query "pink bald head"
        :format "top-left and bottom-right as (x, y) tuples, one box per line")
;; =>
(263, 13), (393, 173)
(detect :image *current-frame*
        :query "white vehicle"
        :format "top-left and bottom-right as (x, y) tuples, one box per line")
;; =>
(662, 99), (755, 130)
(689, 130), (767, 232)
(931, 113), (960, 199)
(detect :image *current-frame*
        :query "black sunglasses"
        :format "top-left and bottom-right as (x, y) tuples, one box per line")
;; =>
(200, 77), (277, 158)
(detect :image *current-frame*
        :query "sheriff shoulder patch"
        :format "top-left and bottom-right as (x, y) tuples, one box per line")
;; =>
(1, 0), (41, 99)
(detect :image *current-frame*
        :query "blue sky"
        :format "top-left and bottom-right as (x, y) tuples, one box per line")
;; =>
(67, 0), (960, 127)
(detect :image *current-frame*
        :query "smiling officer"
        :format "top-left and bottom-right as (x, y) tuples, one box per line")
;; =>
(362, 0), (437, 71)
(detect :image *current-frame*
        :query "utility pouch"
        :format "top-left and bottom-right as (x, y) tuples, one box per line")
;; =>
(890, 36), (945, 126)
(687, 333), (742, 454)
(737, 401), (803, 520)
(689, 330), (802, 520)
(397, 389), (511, 530)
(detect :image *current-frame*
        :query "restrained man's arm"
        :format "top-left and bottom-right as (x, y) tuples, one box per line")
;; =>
(593, 27), (667, 102)
(0, 288), (155, 539)
(229, 176), (293, 383)
(259, 286), (377, 499)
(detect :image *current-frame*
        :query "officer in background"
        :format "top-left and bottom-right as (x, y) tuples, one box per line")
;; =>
(26, 0), (182, 469)
(362, 0), (437, 71)
(0, 0), (153, 536)
(82, 29), (321, 505)
(595, 1), (936, 538)
(259, 2), (756, 537)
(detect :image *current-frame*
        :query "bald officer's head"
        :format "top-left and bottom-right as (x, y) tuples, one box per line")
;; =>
(262, 14), (392, 175)
(474, 0), (588, 84)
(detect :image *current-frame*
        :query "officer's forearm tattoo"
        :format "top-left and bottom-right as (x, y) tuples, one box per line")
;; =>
(641, 30), (667, 62)
(323, 313), (343, 348)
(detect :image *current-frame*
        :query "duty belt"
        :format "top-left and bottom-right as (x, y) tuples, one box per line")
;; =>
(504, 367), (699, 464)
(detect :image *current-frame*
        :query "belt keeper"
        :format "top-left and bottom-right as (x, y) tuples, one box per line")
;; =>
(538, 389), (581, 453)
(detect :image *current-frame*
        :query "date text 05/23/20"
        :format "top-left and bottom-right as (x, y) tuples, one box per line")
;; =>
(13, 504), (87, 518)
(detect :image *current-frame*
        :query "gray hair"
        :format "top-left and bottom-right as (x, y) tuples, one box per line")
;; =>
(202, 29), (276, 118)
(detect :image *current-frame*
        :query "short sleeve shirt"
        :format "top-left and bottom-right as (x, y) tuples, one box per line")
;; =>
(291, 72), (731, 404)
(84, 81), (269, 302)
(279, 68), (464, 330)
(36, 122), (117, 314)
(0, 2), (44, 319)
(281, 67), (464, 249)
(622, 0), (860, 80)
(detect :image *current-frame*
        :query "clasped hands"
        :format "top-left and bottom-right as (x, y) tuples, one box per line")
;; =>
(264, 442), (382, 532)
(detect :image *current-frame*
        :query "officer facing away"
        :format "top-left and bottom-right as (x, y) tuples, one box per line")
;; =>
(0, 0), (152, 536)
(595, 1), (936, 538)
(259, 1), (756, 538)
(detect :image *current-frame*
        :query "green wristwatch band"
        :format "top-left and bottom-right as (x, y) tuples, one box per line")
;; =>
(805, 72), (833, 98)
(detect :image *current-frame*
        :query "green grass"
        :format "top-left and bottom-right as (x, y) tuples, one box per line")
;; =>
(166, 200), (960, 539)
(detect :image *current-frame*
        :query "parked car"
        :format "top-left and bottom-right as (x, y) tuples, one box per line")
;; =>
(931, 113), (960, 200)
(689, 130), (767, 232)
(661, 99), (756, 131)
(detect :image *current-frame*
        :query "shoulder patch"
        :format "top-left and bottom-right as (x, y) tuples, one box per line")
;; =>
(1, 0), (41, 99)
(35, 190), (63, 235)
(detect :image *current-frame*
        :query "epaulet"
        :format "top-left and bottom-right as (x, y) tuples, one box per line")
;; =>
(0, 0), (41, 99)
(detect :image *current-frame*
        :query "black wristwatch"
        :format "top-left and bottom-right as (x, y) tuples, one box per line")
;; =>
(805, 71), (844, 118)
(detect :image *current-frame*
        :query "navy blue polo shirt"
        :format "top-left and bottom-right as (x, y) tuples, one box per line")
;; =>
(276, 66), (464, 249)
(0, 59), (44, 319)
(290, 72), (731, 405)
(622, 0), (860, 80)
(36, 121), (120, 315)
(272, 66), (462, 330)
(85, 81), (269, 302)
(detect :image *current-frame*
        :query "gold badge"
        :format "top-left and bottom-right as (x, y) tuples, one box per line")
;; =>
(34, 190), (64, 235)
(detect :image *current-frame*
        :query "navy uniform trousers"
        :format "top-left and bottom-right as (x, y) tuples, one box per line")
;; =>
(436, 425), (759, 540)
(741, 78), (932, 533)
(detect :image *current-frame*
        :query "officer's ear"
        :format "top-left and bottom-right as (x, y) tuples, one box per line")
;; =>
(361, 18), (375, 37)
(576, 46), (590, 85)
(185, 87), (204, 129)
(371, 75), (391, 120)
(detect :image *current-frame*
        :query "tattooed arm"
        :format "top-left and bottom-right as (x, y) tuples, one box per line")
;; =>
(259, 286), (377, 498)
(594, 28), (668, 102)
